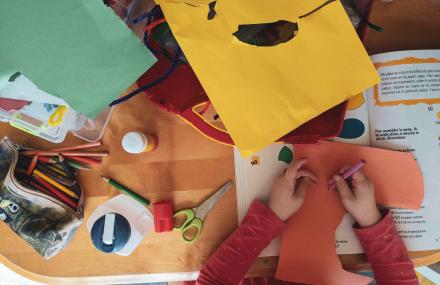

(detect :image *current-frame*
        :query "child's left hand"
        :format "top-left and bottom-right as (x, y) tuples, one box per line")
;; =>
(268, 158), (317, 221)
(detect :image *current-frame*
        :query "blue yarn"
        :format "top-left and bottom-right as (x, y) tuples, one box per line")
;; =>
(109, 48), (182, 106)
(132, 7), (161, 24)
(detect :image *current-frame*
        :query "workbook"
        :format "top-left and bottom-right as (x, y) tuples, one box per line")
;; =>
(234, 50), (440, 256)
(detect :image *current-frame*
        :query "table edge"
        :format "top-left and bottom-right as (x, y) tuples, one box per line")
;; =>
(3, 250), (440, 284)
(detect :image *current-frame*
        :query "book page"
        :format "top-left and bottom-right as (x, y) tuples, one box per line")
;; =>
(366, 50), (440, 251)
(333, 93), (371, 146)
(234, 144), (293, 257)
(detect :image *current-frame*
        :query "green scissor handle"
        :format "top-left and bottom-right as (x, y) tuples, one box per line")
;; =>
(173, 209), (195, 231)
(181, 217), (203, 244)
(173, 209), (203, 243)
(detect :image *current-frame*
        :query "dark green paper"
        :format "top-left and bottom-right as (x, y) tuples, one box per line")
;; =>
(278, 146), (293, 164)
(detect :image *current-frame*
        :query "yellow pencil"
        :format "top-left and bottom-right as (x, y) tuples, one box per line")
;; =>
(33, 169), (79, 199)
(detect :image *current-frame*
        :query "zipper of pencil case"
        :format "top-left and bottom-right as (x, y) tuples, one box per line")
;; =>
(4, 139), (76, 213)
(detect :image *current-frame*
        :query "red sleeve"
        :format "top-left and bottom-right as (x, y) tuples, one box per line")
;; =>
(196, 200), (285, 285)
(354, 211), (419, 285)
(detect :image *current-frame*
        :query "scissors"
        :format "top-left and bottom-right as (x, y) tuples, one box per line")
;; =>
(173, 181), (233, 243)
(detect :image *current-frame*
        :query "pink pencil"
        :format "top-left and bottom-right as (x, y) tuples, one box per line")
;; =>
(329, 159), (366, 188)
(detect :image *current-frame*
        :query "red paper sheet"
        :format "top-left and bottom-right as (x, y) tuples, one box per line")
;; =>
(275, 141), (424, 285)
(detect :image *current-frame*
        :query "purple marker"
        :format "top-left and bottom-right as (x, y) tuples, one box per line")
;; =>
(330, 159), (366, 187)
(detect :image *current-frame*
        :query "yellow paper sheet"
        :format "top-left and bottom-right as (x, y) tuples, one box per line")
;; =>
(157, 0), (380, 156)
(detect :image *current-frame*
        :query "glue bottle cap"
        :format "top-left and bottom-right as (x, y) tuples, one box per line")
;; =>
(122, 132), (147, 154)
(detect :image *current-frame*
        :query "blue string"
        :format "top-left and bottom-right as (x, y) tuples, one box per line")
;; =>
(109, 48), (182, 106)
(132, 7), (161, 24)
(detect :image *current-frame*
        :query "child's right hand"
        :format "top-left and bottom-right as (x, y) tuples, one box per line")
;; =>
(331, 168), (382, 228)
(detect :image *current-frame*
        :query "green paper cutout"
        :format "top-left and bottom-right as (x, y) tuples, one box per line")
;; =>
(0, 0), (157, 118)
(278, 146), (293, 164)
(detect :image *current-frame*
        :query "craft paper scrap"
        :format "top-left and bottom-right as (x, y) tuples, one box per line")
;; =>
(275, 141), (424, 284)
(0, 74), (68, 106)
(0, 0), (157, 118)
(157, 0), (380, 156)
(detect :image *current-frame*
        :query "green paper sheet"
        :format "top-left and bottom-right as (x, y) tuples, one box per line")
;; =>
(0, 0), (157, 118)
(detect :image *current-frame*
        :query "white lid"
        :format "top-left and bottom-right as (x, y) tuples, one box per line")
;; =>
(122, 132), (147, 154)
(86, 195), (154, 256)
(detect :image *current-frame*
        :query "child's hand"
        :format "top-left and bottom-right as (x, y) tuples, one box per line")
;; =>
(331, 168), (382, 228)
(268, 158), (317, 221)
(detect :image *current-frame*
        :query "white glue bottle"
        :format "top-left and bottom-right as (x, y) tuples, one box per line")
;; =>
(122, 131), (158, 154)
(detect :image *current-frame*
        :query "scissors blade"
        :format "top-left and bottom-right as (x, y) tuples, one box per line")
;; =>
(194, 181), (233, 220)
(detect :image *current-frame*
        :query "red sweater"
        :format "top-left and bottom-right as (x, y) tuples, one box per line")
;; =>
(189, 201), (418, 285)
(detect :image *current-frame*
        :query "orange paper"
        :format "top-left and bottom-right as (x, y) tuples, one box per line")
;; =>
(275, 141), (424, 284)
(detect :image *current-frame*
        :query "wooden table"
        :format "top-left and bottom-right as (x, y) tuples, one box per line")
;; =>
(1, 0), (440, 284)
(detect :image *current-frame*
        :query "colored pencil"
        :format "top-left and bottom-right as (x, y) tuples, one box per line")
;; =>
(58, 155), (74, 179)
(37, 156), (57, 163)
(36, 156), (91, 170)
(58, 155), (82, 196)
(101, 176), (150, 206)
(36, 161), (68, 177)
(29, 180), (55, 197)
(68, 156), (101, 165)
(65, 160), (91, 171)
(21, 151), (108, 157)
(50, 141), (102, 152)
(49, 162), (67, 171)
(329, 159), (366, 188)
(340, 159), (366, 179)
(33, 169), (79, 199)
(27, 155), (38, 175)
(46, 164), (68, 177)
(36, 164), (75, 186)
(22, 142), (102, 156)
(33, 176), (77, 209)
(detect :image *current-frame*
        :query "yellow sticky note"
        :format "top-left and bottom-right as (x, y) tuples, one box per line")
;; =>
(157, 0), (380, 156)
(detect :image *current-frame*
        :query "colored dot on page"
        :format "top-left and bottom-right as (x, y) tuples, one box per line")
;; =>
(437, 111), (440, 119)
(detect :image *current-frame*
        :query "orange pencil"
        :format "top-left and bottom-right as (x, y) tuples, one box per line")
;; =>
(27, 155), (38, 175)
(33, 169), (79, 199)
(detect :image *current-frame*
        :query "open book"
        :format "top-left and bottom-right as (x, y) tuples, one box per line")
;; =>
(234, 50), (440, 256)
